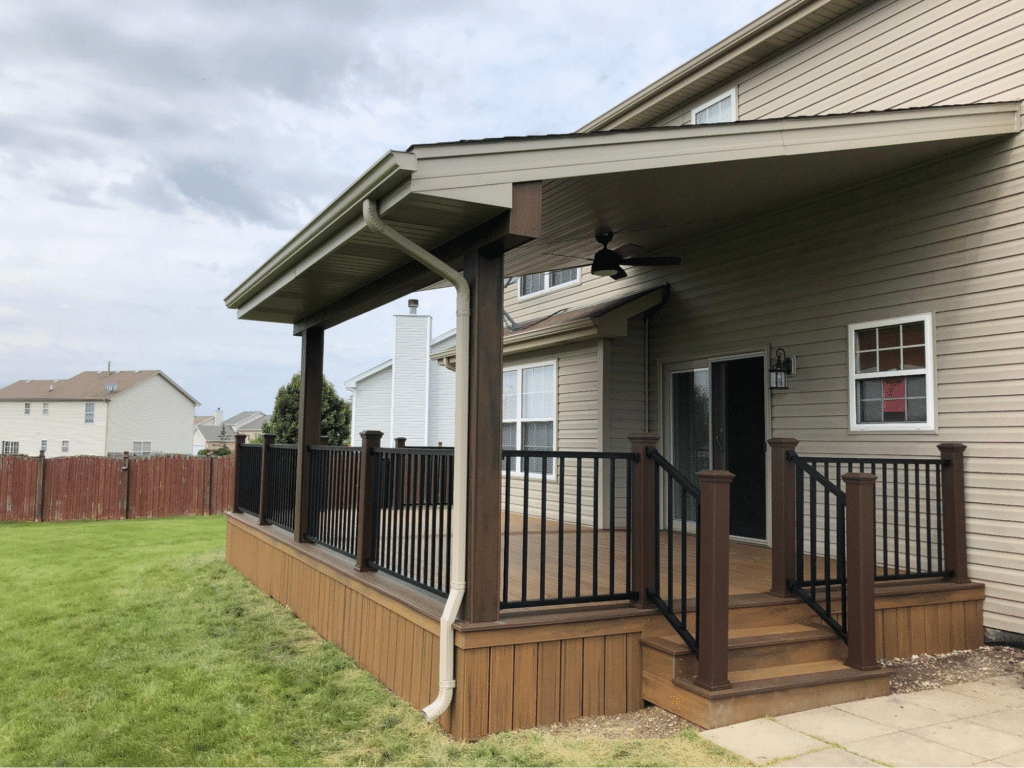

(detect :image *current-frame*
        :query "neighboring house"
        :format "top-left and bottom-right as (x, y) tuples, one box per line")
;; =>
(345, 300), (456, 447)
(224, 0), (1024, 737)
(225, 411), (270, 442)
(192, 410), (268, 453)
(0, 370), (198, 457)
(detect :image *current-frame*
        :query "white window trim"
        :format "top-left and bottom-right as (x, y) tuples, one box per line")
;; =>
(691, 87), (737, 125)
(61, 440), (69, 453)
(42, 402), (49, 415)
(502, 359), (558, 476)
(85, 402), (95, 424)
(132, 441), (153, 456)
(24, 402), (30, 415)
(517, 269), (580, 301)
(2, 441), (19, 455)
(848, 312), (936, 432)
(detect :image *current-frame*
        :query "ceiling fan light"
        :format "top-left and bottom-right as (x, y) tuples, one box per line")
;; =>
(591, 247), (620, 277)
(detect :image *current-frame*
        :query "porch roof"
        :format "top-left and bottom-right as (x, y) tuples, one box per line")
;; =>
(225, 103), (1020, 332)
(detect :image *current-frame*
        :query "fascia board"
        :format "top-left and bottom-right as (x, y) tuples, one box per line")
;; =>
(409, 104), (1020, 194)
(225, 151), (416, 310)
(154, 371), (202, 406)
(344, 359), (394, 390)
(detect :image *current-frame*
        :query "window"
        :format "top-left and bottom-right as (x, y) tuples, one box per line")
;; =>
(692, 88), (737, 125)
(2, 441), (19, 455)
(42, 402), (49, 415)
(85, 402), (94, 424)
(61, 440), (69, 453)
(519, 268), (579, 298)
(40, 440), (47, 453)
(132, 441), (152, 456)
(849, 314), (934, 431)
(24, 402), (30, 415)
(502, 362), (556, 473)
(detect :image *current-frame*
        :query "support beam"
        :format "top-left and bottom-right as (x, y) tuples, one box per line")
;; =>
(463, 248), (504, 623)
(294, 326), (324, 543)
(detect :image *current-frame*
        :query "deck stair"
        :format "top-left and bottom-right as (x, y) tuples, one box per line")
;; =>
(641, 594), (890, 729)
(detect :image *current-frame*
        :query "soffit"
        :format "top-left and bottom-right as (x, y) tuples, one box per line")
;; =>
(226, 103), (1020, 328)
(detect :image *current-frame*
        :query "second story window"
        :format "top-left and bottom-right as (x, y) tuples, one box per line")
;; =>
(85, 402), (95, 424)
(41, 440), (47, 453)
(692, 88), (737, 125)
(24, 402), (30, 415)
(42, 402), (49, 415)
(519, 268), (579, 298)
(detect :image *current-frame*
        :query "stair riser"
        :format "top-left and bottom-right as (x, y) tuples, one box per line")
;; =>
(644, 633), (846, 680)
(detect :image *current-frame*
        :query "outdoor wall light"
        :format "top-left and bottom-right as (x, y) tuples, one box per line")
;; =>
(769, 348), (793, 390)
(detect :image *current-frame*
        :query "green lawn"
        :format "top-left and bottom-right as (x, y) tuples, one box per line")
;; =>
(0, 516), (746, 767)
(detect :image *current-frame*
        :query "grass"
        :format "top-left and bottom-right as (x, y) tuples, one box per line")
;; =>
(0, 516), (748, 766)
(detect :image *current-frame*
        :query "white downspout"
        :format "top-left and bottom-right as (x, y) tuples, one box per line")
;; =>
(362, 199), (469, 722)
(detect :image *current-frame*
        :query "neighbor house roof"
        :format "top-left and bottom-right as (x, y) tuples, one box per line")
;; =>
(225, 411), (267, 428)
(231, 414), (270, 432)
(225, 103), (1020, 331)
(0, 370), (200, 405)
(196, 424), (236, 442)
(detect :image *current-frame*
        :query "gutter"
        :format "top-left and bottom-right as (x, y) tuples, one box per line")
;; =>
(362, 198), (469, 723)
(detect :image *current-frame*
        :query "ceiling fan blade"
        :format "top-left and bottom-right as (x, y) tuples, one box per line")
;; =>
(609, 266), (628, 280)
(612, 243), (643, 259)
(619, 256), (681, 267)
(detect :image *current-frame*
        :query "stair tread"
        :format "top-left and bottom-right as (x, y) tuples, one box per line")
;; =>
(642, 623), (836, 654)
(729, 659), (849, 683)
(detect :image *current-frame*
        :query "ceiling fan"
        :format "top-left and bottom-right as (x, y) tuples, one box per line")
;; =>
(586, 232), (681, 280)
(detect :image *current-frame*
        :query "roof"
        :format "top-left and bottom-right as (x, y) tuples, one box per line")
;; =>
(232, 414), (270, 432)
(225, 411), (266, 427)
(196, 424), (236, 441)
(0, 370), (200, 405)
(580, 0), (874, 132)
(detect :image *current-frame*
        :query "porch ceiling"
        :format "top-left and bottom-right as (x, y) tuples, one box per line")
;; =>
(225, 103), (1020, 331)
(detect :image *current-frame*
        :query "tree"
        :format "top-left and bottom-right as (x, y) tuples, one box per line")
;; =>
(263, 374), (352, 446)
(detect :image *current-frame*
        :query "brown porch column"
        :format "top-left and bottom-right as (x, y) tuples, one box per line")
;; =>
(258, 434), (274, 525)
(232, 434), (246, 514)
(844, 472), (880, 671)
(938, 443), (969, 583)
(294, 326), (324, 543)
(355, 430), (383, 571)
(629, 434), (659, 608)
(694, 469), (733, 691)
(463, 248), (504, 623)
(768, 437), (799, 597)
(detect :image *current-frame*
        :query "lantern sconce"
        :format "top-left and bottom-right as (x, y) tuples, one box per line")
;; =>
(769, 348), (794, 390)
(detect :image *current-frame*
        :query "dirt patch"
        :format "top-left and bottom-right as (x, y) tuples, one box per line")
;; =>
(532, 645), (1024, 740)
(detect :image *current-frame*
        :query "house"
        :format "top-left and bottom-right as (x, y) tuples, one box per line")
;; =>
(223, 0), (1021, 738)
(193, 410), (271, 454)
(345, 300), (456, 448)
(225, 411), (270, 442)
(0, 370), (198, 457)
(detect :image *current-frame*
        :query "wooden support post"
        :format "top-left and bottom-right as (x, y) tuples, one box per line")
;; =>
(120, 450), (131, 519)
(233, 434), (246, 514)
(938, 443), (969, 583)
(258, 434), (274, 525)
(294, 326), (324, 543)
(695, 469), (734, 691)
(355, 430), (383, 571)
(768, 437), (799, 597)
(395, 437), (406, 448)
(463, 248), (504, 623)
(844, 472), (880, 671)
(34, 449), (46, 522)
(629, 434), (659, 609)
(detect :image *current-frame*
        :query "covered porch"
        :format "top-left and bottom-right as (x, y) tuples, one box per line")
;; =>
(223, 104), (1010, 737)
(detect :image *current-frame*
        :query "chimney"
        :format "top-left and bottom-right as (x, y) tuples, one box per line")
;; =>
(408, 299), (419, 315)
(107, 361), (111, 374)
(214, 408), (223, 426)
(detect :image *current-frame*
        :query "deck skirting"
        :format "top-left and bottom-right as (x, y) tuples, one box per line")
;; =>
(226, 513), (985, 740)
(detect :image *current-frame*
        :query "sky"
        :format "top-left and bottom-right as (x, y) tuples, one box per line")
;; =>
(0, 0), (778, 417)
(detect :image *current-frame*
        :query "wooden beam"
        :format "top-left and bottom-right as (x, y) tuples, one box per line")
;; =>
(463, 248), (504, 624)
(294, 327), (324, 543)
(291, 181), (542, 335)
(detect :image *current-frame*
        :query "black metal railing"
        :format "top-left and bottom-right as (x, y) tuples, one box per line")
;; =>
(265, 444), (297, 532)
(236, 444), (263, 517)
(500, 449), (636, 610)
(306, 446), (361, 557)
(371, 447), (455, 597)
(647, 447), (700, 655)
(788, 451), (849, 642)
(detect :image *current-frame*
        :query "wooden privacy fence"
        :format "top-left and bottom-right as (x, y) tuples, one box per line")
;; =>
(0, 453), (235, 522)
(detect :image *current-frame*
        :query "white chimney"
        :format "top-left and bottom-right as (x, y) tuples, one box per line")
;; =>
(214, 408), (223, 426)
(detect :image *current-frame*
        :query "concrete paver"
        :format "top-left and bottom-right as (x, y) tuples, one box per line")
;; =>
(773, 746), (884, 767)
(947, 676), (1024, 705)
(835, 695), (958, 729)
(775, 707), (897, 745)
(902, 688), (1011, 718)
(968, 707), (1024, 738)
(700, 718), (823, 763)
(909, 721), (1024, 761)
(835, 731), (982, 767)
(994, 750), (1024, 766)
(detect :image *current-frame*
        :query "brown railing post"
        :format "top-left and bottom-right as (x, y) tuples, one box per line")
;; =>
(233, 434), (246, 514)
(938, 443), (969, 583)
(258, 434), (274, 525)
(695, 469), (734, 691)
(395, 437), (406, 448)
(844, 472), (880, 671)
(355, 430), (383, 572)
(768, 437), (799, 597)
(629, 434), (659, 609)
(120, 450), (131, 519)
(34, 449), (46, 522)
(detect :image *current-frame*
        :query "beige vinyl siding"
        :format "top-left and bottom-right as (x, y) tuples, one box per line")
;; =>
(557, 129), (1024, 632)
(603, 321), (649, 526)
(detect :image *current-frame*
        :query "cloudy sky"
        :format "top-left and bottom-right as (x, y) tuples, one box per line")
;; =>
(0, 0), (777, 417)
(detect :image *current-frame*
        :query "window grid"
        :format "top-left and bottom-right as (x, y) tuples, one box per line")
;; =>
(2, 441), (19, 455)
(85, 402), (95, 424)
(519, 268), (579, 298)
(502, 362), (556, 474)
(692, 88), (737, 125)
(850, 315), (934, 430)
(41, 440), (47, 453)
(24, 402), (30, 415)
(61, 440), (69, 453)
(42, 402), (49, 415)
(133, 441), (152, 456)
